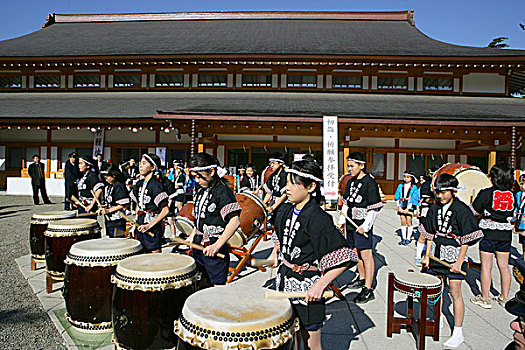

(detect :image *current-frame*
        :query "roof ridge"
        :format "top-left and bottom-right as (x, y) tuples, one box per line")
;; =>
(43, 10), (415, 28)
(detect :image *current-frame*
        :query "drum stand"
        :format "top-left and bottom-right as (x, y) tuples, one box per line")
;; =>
(227, 230), (267, 283)
(386, 273), (441, 350)
(46, 273), (63, 294)
(30, 256), (45, 271)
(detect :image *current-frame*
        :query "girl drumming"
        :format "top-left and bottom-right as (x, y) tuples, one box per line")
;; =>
(394, 169), (420, 245)
(239, 164), (259, 193)
(268, 159), (356, 350)
(98, 163), (130, 237)
(187, 153), (242, 286)
(77, 155), (104, 214)
(129, 154), (170, 253)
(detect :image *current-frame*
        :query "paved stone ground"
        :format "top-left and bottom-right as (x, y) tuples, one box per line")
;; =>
(3, 194), (522, 349)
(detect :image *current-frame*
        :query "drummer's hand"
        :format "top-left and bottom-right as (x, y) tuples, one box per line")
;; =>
(129, 225), (136, 239)
(203, 243), (221, 257)
(268, 251), (279, 268)
(306, 282), (326, 302)
(268, 205), (275, 213)
(356, 226), (365, 235)
(138, 223), (152, 233)
(450, 261), (462, 274)
(421, 255), (430, 268)
(85, 203), (94, 213)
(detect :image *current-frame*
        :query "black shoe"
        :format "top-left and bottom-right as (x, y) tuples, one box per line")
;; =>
(44, 202), (53, 204)
(347, 277), (365, 289)
(353, 287), (375, 304)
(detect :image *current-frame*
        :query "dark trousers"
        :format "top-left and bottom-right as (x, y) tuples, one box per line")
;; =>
(64, 182), (77, 210)
(32, 184), (50, 205)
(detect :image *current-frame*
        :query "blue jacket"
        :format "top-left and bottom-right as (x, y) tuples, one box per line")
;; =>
(394, 183), (420, 209)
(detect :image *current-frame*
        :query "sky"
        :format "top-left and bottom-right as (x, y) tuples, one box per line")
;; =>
(0, 0), (524, 50)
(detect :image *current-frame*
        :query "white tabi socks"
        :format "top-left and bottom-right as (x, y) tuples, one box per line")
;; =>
(443, 326), (464, 348)
(400, 226), (407, 241)
(406, 226), (413, 242)
(416, 242), (425, 260)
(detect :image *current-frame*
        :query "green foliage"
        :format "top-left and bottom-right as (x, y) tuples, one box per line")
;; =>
(488, 37), (509, 48)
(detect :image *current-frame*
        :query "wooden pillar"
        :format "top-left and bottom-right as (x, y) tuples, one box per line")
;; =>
(488, 148), (497, 171)
(343, 147), (349, 174)
(155, 128), (160, 144)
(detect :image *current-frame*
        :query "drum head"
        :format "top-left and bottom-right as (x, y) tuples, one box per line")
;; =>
(227, 229), (247, 247)
(113, 254), (197, 291)
(66, 238), (143, 267)
(32, 211), (76, 221)
(45, 218), (100, 237)
(238, 192), (268, 215)
(395, 271), (441, 288)
(175, 285), (298, 349)
(455, 168), (492, 205)
(175, 217), (195, 236)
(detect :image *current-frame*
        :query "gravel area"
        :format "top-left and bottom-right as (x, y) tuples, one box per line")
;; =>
(0, 195), (67, 350)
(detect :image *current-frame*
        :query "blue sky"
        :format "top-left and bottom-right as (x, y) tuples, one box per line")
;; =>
(0, 0), (524, 49)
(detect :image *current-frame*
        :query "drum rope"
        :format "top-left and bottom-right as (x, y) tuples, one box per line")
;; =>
(414, 286), (443, 305)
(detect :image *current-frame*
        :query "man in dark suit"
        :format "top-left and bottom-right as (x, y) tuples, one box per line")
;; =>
(28, 154), (52, 205)
(95, 152), (107, 174)
(64, 152), (79, 210)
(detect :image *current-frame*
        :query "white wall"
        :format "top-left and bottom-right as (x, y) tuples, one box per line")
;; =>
(462, 73), (505, 94)
(386, 152), (395, 180)
(0, 129), (47, 142)
(399, 138), (456, 150)
(348, 137), (395, 148)
(398, 153), (407, 180)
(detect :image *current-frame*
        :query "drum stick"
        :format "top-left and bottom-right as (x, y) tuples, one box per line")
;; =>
(118, 211), (155, 238)
(251, 258), (276, 267)
(265, 290), (334, 299)
(91, 190), (110, 221)
(167, 237), (226, 259)
(429, 255), (467, 276)
(76, 212), (97, 218)
(338, 210), (369, 239)
(70, 195), (88, 211)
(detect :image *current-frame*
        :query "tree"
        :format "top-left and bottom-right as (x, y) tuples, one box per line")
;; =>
(487, 37), (509, 48)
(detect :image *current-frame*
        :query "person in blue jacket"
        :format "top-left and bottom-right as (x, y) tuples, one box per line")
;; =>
(395, 169), (420, 245)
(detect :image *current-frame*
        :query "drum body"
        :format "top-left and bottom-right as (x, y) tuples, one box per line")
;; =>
(175, 285), (299, 350)
(224, 175), (235, 192)
(63, 238), (143, 333)
(229, 192), (268, 247)
(112, 254), (197, 350)
(176, 201), (195, 237)
(393, 271), (442, 299)
(30, 211), (76, 262)
(433, 163), (492, 205)
(261, 166), (274, 195)
(44, 218), (101, 279)
(338, 173), (352, 197)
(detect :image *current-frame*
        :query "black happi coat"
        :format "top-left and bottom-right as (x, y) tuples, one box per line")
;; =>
(274, 199), (356, 326)
(192, 182), (242, 246)
(471, 186), (516, 241)
(103, 182), (130, 224)
(343, 174), (384, 231)
(130, 178), (168, 250)
(419, 199), (483, 275)
(174, 173), (186, 201)
(77, 169), (104, 204)
(263, 168), (287, 202)
(239, 175), (258, 192)
(419, 181), (434, 225)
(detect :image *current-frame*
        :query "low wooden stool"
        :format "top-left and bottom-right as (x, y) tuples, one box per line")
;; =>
(30, 255), (45, 271)
(386, 271), (442, 350)
(46, 272), (63, 294)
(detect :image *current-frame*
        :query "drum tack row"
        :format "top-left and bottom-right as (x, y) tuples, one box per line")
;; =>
(28, 212), (299, 349)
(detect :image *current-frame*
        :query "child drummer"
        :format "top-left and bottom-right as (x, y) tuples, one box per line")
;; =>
(98, 163), (130, 237)
(129, 154), (170, 253)
(420, 173), (483, 348)
(187, 153), (242, 286)
(77, 155), (104, 214)
(263, 153), (288, 216)
(341, 152), (383, 304)
(268, 159), (356, 350)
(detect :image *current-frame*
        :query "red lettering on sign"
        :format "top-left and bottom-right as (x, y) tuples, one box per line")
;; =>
(493, 191), (514, 211)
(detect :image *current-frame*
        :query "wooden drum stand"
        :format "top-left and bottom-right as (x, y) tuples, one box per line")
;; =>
(386, 271), (442, 350)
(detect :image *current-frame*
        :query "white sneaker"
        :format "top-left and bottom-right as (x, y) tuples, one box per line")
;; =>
(470, 295), (492, 309)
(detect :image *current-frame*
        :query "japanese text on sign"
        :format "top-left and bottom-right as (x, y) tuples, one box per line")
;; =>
(323, 116), (339, 200)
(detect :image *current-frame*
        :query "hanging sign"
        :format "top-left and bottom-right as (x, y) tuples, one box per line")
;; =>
(323, 116), (339, 200)
(92, 129), (105, 158)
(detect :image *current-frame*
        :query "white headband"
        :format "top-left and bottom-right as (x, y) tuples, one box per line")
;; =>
(404, 172), (419, 183)
(79, 156), (94, 167)
(142, 154), (159, 170)
(286, 168), (323, 183)
(347, 158), (366, 164)
(188, 164), (218, 172)
(434, 185), (466, 192)
(269, 158), (284, 164)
